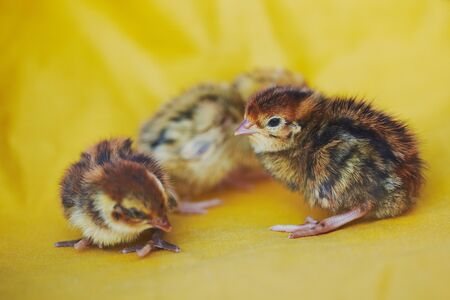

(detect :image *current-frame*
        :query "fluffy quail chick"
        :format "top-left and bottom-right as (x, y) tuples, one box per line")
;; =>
(235, 87), (424, 238)
(138, 69), (307, 204)
(55, 138), (181, 257)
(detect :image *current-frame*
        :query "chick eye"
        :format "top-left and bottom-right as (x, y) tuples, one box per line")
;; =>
(128, 208), (147, 219)
(112, 211), (121, 220)
(267, 117), (282, 128)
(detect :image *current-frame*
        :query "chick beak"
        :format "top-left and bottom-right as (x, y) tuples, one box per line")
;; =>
(235, 119), (257, 136)
(150, 216), (172, 232)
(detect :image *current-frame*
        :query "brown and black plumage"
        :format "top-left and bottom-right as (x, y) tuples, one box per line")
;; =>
(55, 138), (180, 257)
(138, 69), (307, 203)
(235, 86), (424, 238)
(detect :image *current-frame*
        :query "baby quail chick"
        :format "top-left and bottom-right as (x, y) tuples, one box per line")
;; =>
(55, 138), (180, 257)
(138, 69), (307, 204)
(235, 87), (424, 238)
(138, 83), (245, 204)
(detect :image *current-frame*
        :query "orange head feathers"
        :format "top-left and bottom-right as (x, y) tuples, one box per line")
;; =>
(235, 87), (319, 152)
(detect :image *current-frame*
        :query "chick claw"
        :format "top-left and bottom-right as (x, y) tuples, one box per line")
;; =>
(270, 216), (319, 233)
(176, 199), (222, 214)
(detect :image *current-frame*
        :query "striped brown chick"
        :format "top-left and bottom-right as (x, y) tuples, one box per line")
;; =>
(235, 87), (424, 238)
(138, 68), (307, 205)
(55, 138), (181, 257)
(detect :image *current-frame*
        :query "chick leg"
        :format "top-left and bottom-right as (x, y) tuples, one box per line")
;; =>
(54, 238), (91, 250)
(121, 241), (179, 256)
(271, 206), (370, 239)
(175, 199), (222, 214)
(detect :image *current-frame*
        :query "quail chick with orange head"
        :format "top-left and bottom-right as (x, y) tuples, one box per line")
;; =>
(138, 69), (307, 207)
(235, 87), (424, 238)
(55, 138), (182, 257)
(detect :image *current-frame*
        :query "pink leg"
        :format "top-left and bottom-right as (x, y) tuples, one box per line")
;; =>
(271, 206), (371, 239)
(136, 244), (154, 257)
(74, 239), (91, 250)
(54, 238), (91, 250)
(175, 199), (222, 214)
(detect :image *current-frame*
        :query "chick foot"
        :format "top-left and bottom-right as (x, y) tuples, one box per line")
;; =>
(121, 231), (180, 257)
(54, 238), (91, 250)
(270, 207), (370, 239)
(176, 199), (222, 214)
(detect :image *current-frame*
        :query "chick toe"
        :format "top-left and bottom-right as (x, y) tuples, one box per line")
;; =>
(54, 239), (82, 248)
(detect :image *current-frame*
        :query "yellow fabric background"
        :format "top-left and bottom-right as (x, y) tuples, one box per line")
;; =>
(1, 0), (449, 299)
